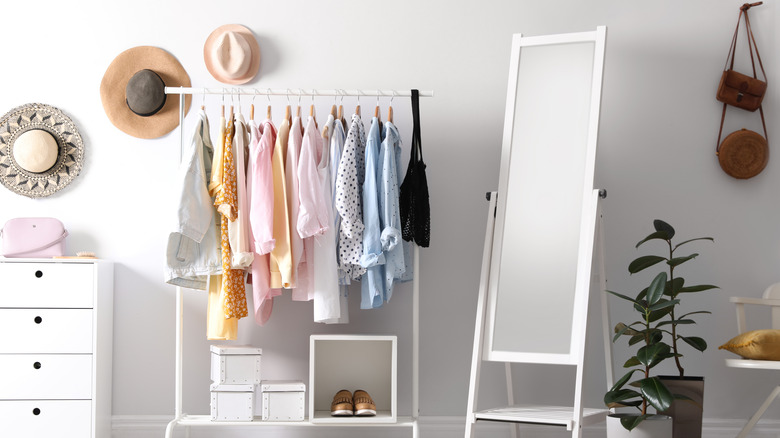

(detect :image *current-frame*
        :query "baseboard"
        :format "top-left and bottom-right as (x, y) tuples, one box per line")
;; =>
(111, 415), (780, 437)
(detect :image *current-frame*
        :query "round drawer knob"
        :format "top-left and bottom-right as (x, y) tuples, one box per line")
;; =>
(32, 408), (41, 415)
(34, 270), (43, 278)
(34, 316), (43, 324)
(33, 361), (41, 369)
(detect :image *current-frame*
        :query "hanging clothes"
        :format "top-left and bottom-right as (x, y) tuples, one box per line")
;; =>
(215, 114), (248, 320)
(300, 115), (346, 323)
(287, 114), (311, 301)
(335, 114), (367, 281)
(228, 113), (254, 269)
(360, 117), (387, 309)
(207, 111), (238, 339)
(269, 116), (294, 289)
(164, 109), (222, 290)
(248, 117), (279, 325)
(206, 274), (237, 340)
(380, 121), (413, 293)
(297, 116), (329, 238)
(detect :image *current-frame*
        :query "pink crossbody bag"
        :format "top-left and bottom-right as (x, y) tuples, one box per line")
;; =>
(0, 217), (69, 258)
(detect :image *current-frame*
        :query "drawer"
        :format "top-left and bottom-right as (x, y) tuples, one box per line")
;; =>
(0, 354), (92, 399)
(0, 400), (91, 437)
(0, 309), (92, 353)
(0, 262), (94, 308)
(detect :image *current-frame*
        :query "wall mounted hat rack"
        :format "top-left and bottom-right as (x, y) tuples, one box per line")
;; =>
(163, 86), (433, 438)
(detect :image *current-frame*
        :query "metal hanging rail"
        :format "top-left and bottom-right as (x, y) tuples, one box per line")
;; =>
(165, 87), (434, 98)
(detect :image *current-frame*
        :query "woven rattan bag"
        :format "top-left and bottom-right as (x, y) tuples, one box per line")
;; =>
(717, 129), (768, 179)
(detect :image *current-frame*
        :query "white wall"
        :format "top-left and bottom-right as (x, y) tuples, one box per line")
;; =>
(0, 0), (777, 430)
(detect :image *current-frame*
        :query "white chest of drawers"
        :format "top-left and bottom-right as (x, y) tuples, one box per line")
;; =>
(0, 259), (113, 438)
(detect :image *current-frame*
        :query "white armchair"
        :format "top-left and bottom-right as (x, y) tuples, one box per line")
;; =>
(724, 283), (780, 438)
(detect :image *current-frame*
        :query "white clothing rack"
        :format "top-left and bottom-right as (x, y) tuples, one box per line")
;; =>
(164, 87), (431, 438)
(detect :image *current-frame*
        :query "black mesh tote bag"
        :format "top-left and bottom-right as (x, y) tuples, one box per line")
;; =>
(399, 89), (430, 247)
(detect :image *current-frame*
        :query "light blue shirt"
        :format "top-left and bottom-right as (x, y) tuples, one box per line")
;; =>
(360, 117), (386, 309)
(379, 122), (412, 295)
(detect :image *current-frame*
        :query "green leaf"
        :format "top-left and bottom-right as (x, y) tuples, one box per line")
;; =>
(648, 304), (674, 323)
(629, 255), (667, 274)
(628, 334), (645, 346)
(653, 220), (675, 239)
(649, 299), (679, 312)
(657, 318), (694, 328)
(646, 272), (667, 306)
(678, 310), (712, 319)
(623, 356), (640, 368)
(668, 253), (699, 267)
(673, 237), (714, 251)
(639, 377), (674, 411)
(621, 414), (650, 431)
(637, 342), (671, 368)
(606, 290), (641, 306)
(636, 231), (671, 248)
(681, 336), (708, 352)
(610, 369), (642, 391)
(604, 388), (643, 408)
(678, 284), (719, 293)
(665, 277), (685, 297)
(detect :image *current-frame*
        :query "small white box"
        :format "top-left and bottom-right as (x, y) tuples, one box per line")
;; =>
(210, 383), (255, 421)
(210, 344), (262, 385)
(260, 380), (305, 421)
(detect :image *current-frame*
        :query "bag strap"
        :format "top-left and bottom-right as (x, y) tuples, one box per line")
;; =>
(411, 89), (423, 163)
(2, 229), (69, 257)
(743, 4), (767, 83)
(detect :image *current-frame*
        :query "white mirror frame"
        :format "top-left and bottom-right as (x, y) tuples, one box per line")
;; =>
(484, 27), (606, 365)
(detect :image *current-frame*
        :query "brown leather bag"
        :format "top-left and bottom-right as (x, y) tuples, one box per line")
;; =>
(716, 2), (767, 112)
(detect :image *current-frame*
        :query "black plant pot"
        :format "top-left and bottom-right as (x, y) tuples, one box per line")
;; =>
(658, 375), (704, 438)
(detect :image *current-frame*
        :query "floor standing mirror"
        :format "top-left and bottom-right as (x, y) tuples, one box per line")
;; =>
(465, 26), (609, 438)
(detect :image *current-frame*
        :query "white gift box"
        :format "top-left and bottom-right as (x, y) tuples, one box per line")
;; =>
(210, 344), (262, 385)
(260, 380), (305, 421)
(210, 383), (255, 421)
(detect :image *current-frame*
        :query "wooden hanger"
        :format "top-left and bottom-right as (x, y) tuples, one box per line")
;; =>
(266, 89), (272, 120)
(200, 88), (206, 111)
(374, 93), (381, 120)
(388, 91), (395, 123)
(220, 89), (225, 118)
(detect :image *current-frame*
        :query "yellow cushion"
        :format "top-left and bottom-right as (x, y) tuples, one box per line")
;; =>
(719, 329), (780, 360)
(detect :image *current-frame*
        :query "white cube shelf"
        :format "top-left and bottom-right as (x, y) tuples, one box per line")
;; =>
(309, 335), (397, 423)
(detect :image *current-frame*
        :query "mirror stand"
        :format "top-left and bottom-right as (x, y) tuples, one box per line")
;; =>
(465, 26), (611, 438)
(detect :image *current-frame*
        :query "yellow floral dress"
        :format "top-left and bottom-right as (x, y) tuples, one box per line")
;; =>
(215, 115), (248, 319)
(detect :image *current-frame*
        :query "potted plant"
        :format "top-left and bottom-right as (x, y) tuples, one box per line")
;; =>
(628, 220), (717, 438)
(604, 268), (677, 437)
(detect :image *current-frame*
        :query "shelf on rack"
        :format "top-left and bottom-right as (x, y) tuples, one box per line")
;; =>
(474, 405), (609, 429)
(311, 410), (395, 423)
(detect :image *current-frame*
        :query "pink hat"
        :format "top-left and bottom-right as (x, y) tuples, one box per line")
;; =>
(204, 24), (260, 85)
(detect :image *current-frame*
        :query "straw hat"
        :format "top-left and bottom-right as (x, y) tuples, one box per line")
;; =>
(100, 46), (191, 139)
(717, 128), (768, 179)
(0, 103), (84, 198)
(204, 24), (260, 84)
